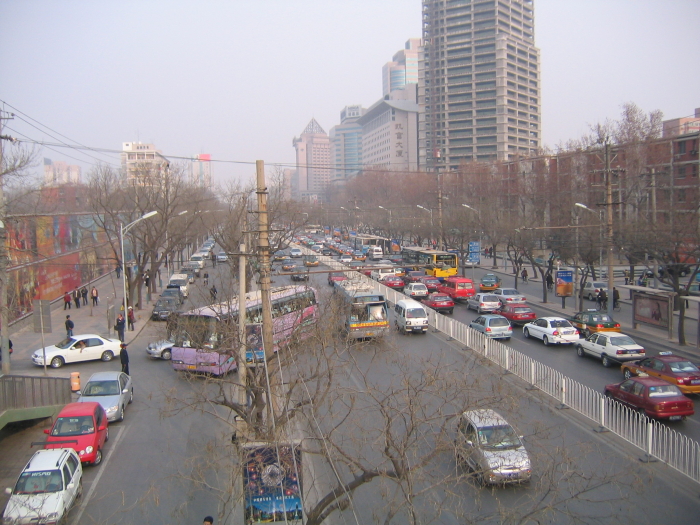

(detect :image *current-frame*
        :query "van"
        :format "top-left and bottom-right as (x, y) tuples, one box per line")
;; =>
(370, 260), (397, 281)
(368, 246), (383, 261)
(168, 274), (189, 297)
(189, 254), (206, 269)
(437, 276), (476, 301)
(394, 299), (429, 334)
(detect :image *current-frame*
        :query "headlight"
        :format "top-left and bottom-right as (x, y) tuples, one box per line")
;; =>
(107, 405), (118, 413)
(85, 446), (93, 453)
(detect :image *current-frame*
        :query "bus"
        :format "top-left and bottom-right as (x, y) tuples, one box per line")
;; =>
(170, 285), (319, 375)
(401, 247), (459, 279)
(349, 234), (393, 258)
(335, 279), (389, 340)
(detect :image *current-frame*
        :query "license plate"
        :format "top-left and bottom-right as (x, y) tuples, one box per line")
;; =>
(186, 365), (196, 370)
(669, 415), (682, 421)
(692, 380), (700, 385)
(563, 330), (575, 335)
(366, 332), (375, 337)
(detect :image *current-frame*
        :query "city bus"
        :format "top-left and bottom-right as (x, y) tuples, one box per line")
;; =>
(335, 279), (389, 340)
(401, 247), (459, 279)
(170, 285), (319, 375)
(349, 234), (392, 258)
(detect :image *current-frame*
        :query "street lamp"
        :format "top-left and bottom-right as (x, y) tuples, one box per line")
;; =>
(417, 205), (434, 246)
(120, 211), (158, 319)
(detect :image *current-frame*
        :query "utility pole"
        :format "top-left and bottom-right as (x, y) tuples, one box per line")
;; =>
(0, 113), (11, 375)
(604, 141), (615, 318)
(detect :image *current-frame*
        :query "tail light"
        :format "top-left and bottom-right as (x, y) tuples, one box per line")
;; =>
(616, 350), (625, 355)
(678, 378), (691, 385)
(614, 323), (621, 328)
(486, 327), (492, 332)
(553, 330), (559, 336)
(595, 324), (604, 328)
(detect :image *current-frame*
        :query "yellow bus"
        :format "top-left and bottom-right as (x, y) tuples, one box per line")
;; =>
(401, 247), (459, 278)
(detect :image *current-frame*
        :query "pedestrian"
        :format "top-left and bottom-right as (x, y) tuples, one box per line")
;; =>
(127, 306), (136, 331)
(613, 287), (620, 309)
(63, 291), (71, 310)
(521, 268), (528, 283)
(91, 286), (99, 306)
(144, 270), (150, 290)
(80, 286), (88, 306)
(115, 263), (121, 279)
(73, 288), (81, 309)
(545, 272), (553, 291)
(203, 517), (214, 525)
(0, 338), (12, 363)
(211, 251), (217, 267)
(115, 313), (126, 342)
(210, 285), (217, 301)
(203, 271), (209, 286)
(623, 270), (630, 286)
(597, 289), (608, 310)
(65, 315), (74, 337)
(119, 343), (130, 375)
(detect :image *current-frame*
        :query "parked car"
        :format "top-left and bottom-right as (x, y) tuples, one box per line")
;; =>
(147, 339), (175, 360)
(160, 287), (185, 305)
(604, 376), (694, 420)
(290, 248), (303, 258)
(492, 287), (526, 305)
(657, 264), (692, 278)
(575, 332), (645, 367)
(328, 272), (348, 287)
(44, 402), (109, 465)
(455, 409), (531, 485)
(380, 274), (405, 291)
(567, 310), (620, 337)
(423, 292), (455, 314)
(522, 317), (579, 345)
(3, 448), (83, 525)
(466, 293), (501, 314)
(417, 275), (441, 292)
(479, 273), (501, 292)
(469, 315), (512, 340)
(620, 352), (700, 394)
(151, 297), (179, 321)
(496, 304), (536, 327)
(581, 281), (608, 301)
(216, 252), (229, 262)
(31, 335), (122, 369)
(78, 371), (133, 422)
(404, 282), (429, 300)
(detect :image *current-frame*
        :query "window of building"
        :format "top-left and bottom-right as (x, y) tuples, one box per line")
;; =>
(677, 141), (687, 155)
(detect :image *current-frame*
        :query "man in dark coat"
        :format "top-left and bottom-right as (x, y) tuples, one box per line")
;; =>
(119, 343), (130, 375)
(65, 315), (74, 337)
(115, 313), (126, 342)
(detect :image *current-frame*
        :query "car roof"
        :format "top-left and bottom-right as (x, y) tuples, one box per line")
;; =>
(461, 408), (510, 428)
(24, 448), (75, 472)
(481, 314), (507, 320)
(626, 376), (680, 387)
(538, 317), (567, 321)
(56, 401), (101, 417)
(85, 371), (123, 382)
(71, 334), (106, 340)
(651, 354), (687, 363)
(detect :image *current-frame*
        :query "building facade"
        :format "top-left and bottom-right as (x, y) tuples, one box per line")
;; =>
(121, 142), (170, 184)
(190, 154), (212, 188)
(292, 119), (332, 202)
(662, 107), (700, 138)
(329, 105), (365, 185)
(43, 158), (81, 186)
(382, 38), (421, 96)
(419, 0), (541, 171)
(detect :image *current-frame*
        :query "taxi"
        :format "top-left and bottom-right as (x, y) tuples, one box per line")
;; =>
(479, 273), (502, 292)
(303, 255), (319, 267)
(620, 352), (700, 395)
(352, 251), (366, 261)
(567, 310), (621, 337)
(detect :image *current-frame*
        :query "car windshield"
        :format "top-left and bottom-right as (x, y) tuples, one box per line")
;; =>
(406, 308), (425, 319)
(424, 279), (440, 284)
(482, 295), (499, 302)
(55, 338), (78, 349)
(51, 415), (95, 436)
(648, 385), (682, 397)
(413, 284), (428, 291)
(608, 336), (637, 346)
(477, 425), (522, 449)
(15, 470), (63, 494)
(550, 320), (573, 328)
(514, 307), (532, 313)
(488, 318), (510, 327)
(432, 295), (450, 301)
(502, 290), (518, 295)
(83, 380), (121, 396)
(669, 361), (700, 373)
(456, 282), (472, 290)
(592, 282), (606, 288)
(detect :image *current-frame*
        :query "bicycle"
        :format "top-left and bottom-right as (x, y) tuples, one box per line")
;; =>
(597, 299), (608, 311)
(613, 300), (621, 312)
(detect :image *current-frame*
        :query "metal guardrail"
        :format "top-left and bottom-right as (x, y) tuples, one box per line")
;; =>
(0, 375), (72, 413)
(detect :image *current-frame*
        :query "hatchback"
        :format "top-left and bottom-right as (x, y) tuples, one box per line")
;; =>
(78, 371), (133, 422)
(469, 315), (512, 340)
(466, 293), (501, 313)
(44, 402), (109, 465)
(404, 283), (429, 300)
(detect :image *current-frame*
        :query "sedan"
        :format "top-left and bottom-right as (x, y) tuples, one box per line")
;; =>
(522, 317), (579, 346)
(339, 254), (353, 263)
(568, 310), (620, 338)
(582, 281), (608, 301)
(466, 293), (501, 314)
(352, 251), (367, 261)
(492, 287), (526, 305)
(380, 275), (405, 291)
(418, 276), (441, 292)
(31, 335), (122, 368)
(496, 304), (536, 327)
(479, 273), (501, 292)
(604, 376), (694, 420)
(216, 252), (229, 262)
(423, 293), (455, 314)
(290, 266), (310, 281)
(290, 248), (303, 258)
(469, 315), (512, 340)
(146, 339), (175, 360)
(280, 259), (296, 271)
(575, 332), (645, 367)
(151, 297), (179, 321)
(78, 371), (133, 422)
(620, 353), (700, 394)
(328, 272), (348, 286)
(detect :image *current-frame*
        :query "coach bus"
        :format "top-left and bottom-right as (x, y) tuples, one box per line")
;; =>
(401, 247), (459, 279)
(170, 285), (319, 375)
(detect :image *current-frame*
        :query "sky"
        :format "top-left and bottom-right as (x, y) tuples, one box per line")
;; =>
(1, 0), (698, 186)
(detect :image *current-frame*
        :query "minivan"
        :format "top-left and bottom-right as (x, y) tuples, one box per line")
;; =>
(394, 299), (429, 334)
(168, 274), (189, 297)
(368, 246), (383, 261)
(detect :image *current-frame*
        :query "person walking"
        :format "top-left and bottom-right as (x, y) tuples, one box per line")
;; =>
(127, 306), (136, 331)
(623, 270), (630, 286)
(210, 285), (217, 301)
(115, 263), (122, 279)
(73, 288), (81, 309)
(115, 313), (126, 342)
(119, 343), (130, 375)
(203, 517), (214, 525)
(91, 286), (99, 306)
(545, 272), (553, 292)
(203, 271), (209, 286)
(521, 268), (528, 283)
(613, 287), (620, 309)
(63, 291), (71, 310)
(65, 315), (74, 337)
(144, 270), (151, 290)
(80, 286), (88, 306)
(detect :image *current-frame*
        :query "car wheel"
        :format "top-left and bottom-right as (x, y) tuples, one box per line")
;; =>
(162, 349), (172, 360)
(523, 328), (530, 338)
(76, 478), (83, 499)
(623, 368), (633, 380)
(128, 388), (134, 404)
(602, 355), (613, 368)
(50, 356), (64, 368)
(118, 406), (125, 422)
(543, 335), (550, 346)
(93, 449), (103, 466)
(449, 309), (454, 315)
(576, 345), (585, 357)
(101, 351), (114, 362)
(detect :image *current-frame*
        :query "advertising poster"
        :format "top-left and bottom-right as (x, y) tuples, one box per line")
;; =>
(634, 294), (670, 328)
(244, 443), (302, 523)
(555, 270), (574, 297)
(245, 324), (264, 364)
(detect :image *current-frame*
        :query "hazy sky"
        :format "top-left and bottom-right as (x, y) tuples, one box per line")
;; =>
(1, 0), (698, 185)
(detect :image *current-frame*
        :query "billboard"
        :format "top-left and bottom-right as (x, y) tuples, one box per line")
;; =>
(555, 270), (574, 297)
(633, 293), (670, 328)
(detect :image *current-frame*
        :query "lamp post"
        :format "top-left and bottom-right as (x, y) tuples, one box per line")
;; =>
(417, 205), (434, 247)
(120, 211), (158, 316)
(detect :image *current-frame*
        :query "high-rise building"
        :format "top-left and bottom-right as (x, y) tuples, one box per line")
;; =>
(329, 105), (365, 185)
(43, 158), (81, 185)
(418, 0), (541, 171)
(190, 154), (212, 188)
(292, 119), (331, 202)
(121, 142), (170, 185)
(382, 38), (421, 97)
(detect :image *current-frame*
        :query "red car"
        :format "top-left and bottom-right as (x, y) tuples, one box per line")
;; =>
(418, 276), (441, 292)
(604, 375), (694, 421)
(423, 292), (455, 314)
(380, 275), (404, 290)
(497, 304), (537, 327)
(328, 272), (348, 286)
(44, 402), (109, 465)
(403, 270), (426, 286)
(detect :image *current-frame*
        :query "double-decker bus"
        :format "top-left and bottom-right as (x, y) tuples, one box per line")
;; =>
(401, 247), (459, 279)
(334, 279), (389, 340)
(170, 285), (318, 375)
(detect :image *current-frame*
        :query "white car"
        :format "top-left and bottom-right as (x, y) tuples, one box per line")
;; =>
(78, 371), (133, 422)
(290, 248), (303, 258)
(466, 293), (501, 313)
(575, 332), (646, 367)
(3, 448), (83, 525)
(492, 288), (526, 305)
(31, 334), (122, 368)
(523, 317), (580, 345)
(216, 252), (229, 262)
(404, 282), (429, 300)
(339, 254), (353, 263)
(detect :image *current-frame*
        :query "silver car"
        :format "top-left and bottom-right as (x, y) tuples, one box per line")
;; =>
(78, 371), (133, 422)
(582, 281), (608, 301)
(466, 293), (501, 313)
(469, 315), (513, 340)
(455, 409), (531, 485)
(147, 339), (175, 360)
(492, 287), (526, 305)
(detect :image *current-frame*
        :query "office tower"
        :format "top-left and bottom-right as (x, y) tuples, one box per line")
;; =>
(190, 154), (212, 188)
(382, 38), (421, 97)
(43, 158), (81, 185)
(292, 118), (331, 202)
(419, 0), (541, 171)
(329, 105), (365, 185)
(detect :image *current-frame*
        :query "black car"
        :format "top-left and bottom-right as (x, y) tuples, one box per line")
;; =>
(152, 298), (180, 320)
(160, 288), (185, 305)
(321, 248), (333, 256)
(291, 266), (310, 281)
(658, 264), (692, 278)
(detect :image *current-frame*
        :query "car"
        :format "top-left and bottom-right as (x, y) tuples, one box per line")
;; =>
(492, 287), (526, 305)
(423, 293), (455, 314)
(310, 245), (322, 253)
(403, 270), (426, 286)
(179, 267), (196, 283)
(417, 275), (441, 292)
(216, 252), (229, 262)
(437, 276), (476, 301)
(581, 281), (608, 301)
(78, 371), (133, 422)
(147, 339), (175, 360)
(567, 310), (620, 338)
(496, 304), (536, 327)
(31, 334), (122, 369)
(466, 293), (501, 313)
(620, 352), (700, 394)
(273, 250), (288, 261)
(290, 248), (303, 258)
(339, 254), (353, 263)
(575, 332), (646, 367)
(604, 375), (694, 420)
(479, 273), (501, 292)
(352, 251), (366, 261)
(160, 287), (185, 305)
(469, 314), (512, 339)
(522, 317), (579, 345)
(658, 264), (692, 278)
(303, 255), (319, 267)
(2, 448), (83, 525)
(151, 297), (180, 321)
(321, 248), (332, 256)
(455, 409), (531, 485)
(404, 282), (429, 300)
(181, 262), (200, 277)
(380, 274), (405, 291)
(290, 266), (309, 281)
(44, 402), (109, 465)
(328, 272), (348, 286)
(280, 259), (296, 271)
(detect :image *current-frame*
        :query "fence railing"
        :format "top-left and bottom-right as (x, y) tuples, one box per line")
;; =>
(0, 374), (72, 413)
